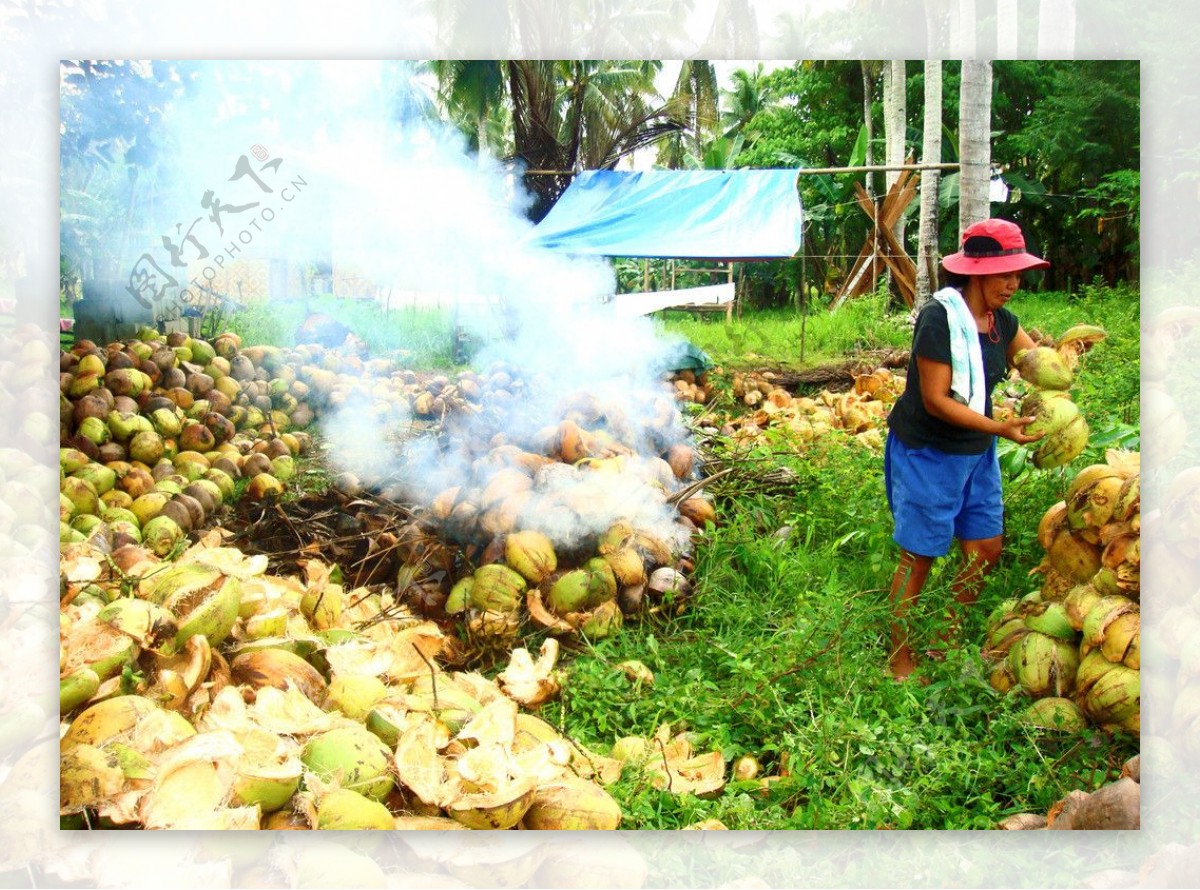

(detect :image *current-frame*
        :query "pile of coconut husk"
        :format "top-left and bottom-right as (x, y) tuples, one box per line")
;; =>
(58, 529), (733, 830)
(710, 367), (904, 452)
(998, 754), (1140, 830)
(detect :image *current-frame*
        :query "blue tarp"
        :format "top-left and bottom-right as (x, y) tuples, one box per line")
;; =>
(529, 169), (803, 260)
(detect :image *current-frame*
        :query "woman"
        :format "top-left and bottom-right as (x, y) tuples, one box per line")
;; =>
(884, 218), (1049, 681)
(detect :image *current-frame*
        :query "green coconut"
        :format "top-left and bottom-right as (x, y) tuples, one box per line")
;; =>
(468, 563), (527, 613)
(164, 573), (241, 647)
(60, 667), (101, 715)
(1080, 595), (1137, 657)
(1014, 346), (1074, 390)
(1021, 696), (1089, 732)
(582, 557), (619, 608)
(316, 788), (395, 830)
(1008, 631), (1079, 698)
(301, 726), (395, 801)
(1022, 390), (1081, 440)
(504, 530), (558, 584)
(142, 514), (185, 557)
(1022, 600), (1077, 642)
(1032, 413), (1090, 470)
(581, 600), (624, 640)
(547, 569), (592, 615)
(1064, 583), (1103, 632)
(1081, 662), (1140, 729)
(445, 577), (473, 615)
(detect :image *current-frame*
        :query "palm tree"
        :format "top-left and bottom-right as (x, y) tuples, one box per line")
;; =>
(430, 61), (508, 157)
(883, 60), (908, 247)
(958, 59), (993, 236)
(435, 60), (688, 219)
(861, 61), (880, 201)
(656, 61), (720, 169)
(721, 63), (774, 140)
(506, 60), (685, 220)
(916, 60), (943, 309)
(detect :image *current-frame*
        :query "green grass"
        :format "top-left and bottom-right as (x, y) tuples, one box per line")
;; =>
(655, 288), (912, 369)
(541, 282), (1141, 830)
(226, 295), (457, 366)
(543, 430), (1138, 830)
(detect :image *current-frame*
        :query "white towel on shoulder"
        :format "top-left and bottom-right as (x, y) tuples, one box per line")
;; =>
(932, 287), (986, 414)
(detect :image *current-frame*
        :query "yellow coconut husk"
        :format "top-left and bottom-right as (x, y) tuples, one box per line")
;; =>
(447, 778), (538, 830)
(60, 743), (125, 815)
(151, 634), (213, 711)
(496, 639), (562, 708)
(139, 731), (243, 829)
(1045, 529), (1104, 584)
(394, 716), (453, 809)
(520, 775), (622, 830)
(646, 749), (726, 797)
(231, 647), (328, 705)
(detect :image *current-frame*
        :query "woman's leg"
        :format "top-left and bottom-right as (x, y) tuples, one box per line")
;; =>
(889, 548), (934, 679)
(945, 535), (1003, 635)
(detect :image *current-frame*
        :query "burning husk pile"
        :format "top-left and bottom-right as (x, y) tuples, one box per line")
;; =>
(60, 329), (712, 649)
(716, 368), (905, 451)
(59, 531), (640, 829)
(982, 449), (1140, 734)
(998, 754), (1140, 830)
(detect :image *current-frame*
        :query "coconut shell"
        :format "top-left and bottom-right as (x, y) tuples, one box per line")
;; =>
(232, 648), (327, 705)
(1070, 777), (1140, 830)
(521, 776), (622, 830)
(1047, 790), (1091, 829)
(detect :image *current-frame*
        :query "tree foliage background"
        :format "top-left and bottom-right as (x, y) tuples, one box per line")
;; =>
(60, 60), (1140, 311)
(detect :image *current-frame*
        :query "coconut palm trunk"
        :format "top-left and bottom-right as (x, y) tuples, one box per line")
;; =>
(861, 62), (877, 202)
(915, 60), (943, 310)
(958, 59), (993, 237)
(883, 60), (907, 244)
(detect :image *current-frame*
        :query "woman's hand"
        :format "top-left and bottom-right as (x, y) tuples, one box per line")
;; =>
(997, 415), (1044, 445)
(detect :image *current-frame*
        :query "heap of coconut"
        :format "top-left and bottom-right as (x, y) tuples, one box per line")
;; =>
(59, 531), (620, 829)
(982, 449), (1140, 735)
(668, 368), (715, 405)
(60, 329), (316, 557)
(716, 368), (903, 451)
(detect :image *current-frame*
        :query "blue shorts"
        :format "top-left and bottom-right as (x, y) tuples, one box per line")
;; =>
(884, 432), (1003, 558)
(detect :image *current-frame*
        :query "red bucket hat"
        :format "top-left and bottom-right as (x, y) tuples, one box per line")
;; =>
(941, 219), (1050, 276)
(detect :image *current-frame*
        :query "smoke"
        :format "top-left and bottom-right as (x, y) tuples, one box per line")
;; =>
(65, 60), (698, 552)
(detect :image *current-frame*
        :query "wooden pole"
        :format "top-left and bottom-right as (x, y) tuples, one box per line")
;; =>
(726, 262), (734, 323)
(800, 274), (808, 364)
(796, 162), (959, 176)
